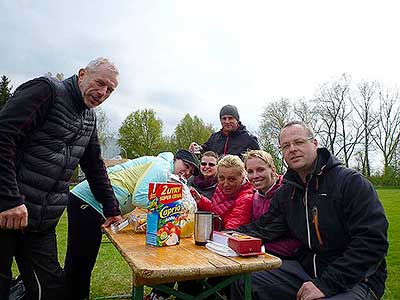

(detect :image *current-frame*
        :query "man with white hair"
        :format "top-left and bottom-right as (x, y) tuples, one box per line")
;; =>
(0, 58), (122, 299)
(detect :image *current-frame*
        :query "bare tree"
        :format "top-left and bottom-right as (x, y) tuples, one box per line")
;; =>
(259, 98), (293, 147)
(371, 85), (400, 175)
(351, 81), (379, 176)
(313, 74), (361, 163)
(293, 99), (322, 135)
(95, 107), (111, 148)
(313, 80), (343, 154)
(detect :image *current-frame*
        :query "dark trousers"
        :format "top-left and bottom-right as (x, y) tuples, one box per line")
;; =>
(230, 260), (377, 300)
(0, 228), (65, 300)
(64, 194), (104, 300)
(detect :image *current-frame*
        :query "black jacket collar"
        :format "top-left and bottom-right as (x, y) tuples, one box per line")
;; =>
(283, 148), (342, 188)
(64, 75), (88, 111)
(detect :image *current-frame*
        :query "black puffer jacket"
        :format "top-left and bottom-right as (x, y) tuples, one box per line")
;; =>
(0, 76), (120, 232)
(237, 148), (388, 298)
(202, 123), (260, 158)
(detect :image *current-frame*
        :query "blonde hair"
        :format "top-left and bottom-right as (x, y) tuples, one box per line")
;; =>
(217, 155), (246, 175)
(243, 150), (276, 170)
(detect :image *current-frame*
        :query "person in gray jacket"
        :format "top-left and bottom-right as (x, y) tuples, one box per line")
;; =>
(0, 58), (122, 300)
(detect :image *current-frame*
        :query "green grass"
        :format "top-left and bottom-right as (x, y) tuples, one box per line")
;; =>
(12, 188), (399, 299)
(376, 188), (400, 300)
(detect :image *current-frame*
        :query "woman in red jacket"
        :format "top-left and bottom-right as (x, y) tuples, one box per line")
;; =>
(191, 154), (254, 229)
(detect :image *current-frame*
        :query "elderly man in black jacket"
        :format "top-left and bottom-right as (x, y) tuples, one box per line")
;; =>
(231, 121), (388, 300)
(0, 58), (122, 299)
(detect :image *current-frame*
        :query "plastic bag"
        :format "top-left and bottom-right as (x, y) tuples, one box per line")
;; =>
(168, 174), (197, 237)
(9, 276), (25, 300)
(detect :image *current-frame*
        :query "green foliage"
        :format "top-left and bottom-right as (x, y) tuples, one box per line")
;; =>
(259, 98), (292, 148)
(260, 136), (284, 174)
(0, 75), (12, 110)
(173, 114), (214, 149)
(118, 109), (164, 158)
(368, 166), (400, 187)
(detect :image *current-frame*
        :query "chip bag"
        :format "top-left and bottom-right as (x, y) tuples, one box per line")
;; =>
(168, 174), (197, 237)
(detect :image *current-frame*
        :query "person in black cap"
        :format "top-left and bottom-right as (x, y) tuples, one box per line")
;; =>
(190, 104), (260, 159)
(64, 149), (198, 300)
(174, 149), (200, 176)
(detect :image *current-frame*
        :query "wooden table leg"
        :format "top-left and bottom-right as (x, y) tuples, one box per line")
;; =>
(244, 273), (252, 300)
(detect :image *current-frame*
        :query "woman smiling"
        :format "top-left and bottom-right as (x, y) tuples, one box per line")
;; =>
(191, 155), (254, 230)
(243, 150), (301, 258)
(188, 151), (218, 200)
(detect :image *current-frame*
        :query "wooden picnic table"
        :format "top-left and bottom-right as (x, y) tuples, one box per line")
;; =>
(102, 218), (281, 300)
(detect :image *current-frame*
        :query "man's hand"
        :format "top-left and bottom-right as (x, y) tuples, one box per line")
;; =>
(189, 142), (202, 154)
(0, 204), (28, 230)
(102, 215), (123, 228)
(296, 281), (325, 300)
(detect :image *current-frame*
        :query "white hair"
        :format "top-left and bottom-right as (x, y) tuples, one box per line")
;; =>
(85, 57), (119, 75)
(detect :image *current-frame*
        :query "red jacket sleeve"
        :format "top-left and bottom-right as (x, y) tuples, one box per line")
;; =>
(197, 195), (212, 211)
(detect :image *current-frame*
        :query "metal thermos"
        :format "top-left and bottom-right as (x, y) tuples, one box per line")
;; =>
(194, 211), (222, 245)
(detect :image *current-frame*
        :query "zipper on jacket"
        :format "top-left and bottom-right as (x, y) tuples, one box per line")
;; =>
(304, 186), (312, 249)
(305, 180), (318, 278)
(312, 206), (324, 246)
(313, 253), (318, 278)
(223, 136), (229, 156)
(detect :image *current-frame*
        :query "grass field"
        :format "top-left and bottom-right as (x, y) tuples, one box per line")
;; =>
(12, 188), (399, 299)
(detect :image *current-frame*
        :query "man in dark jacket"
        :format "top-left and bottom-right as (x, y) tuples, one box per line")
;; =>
(0, 58), (122, 299)
(231, 121), (388, 300)
(190, 104), (260, 158)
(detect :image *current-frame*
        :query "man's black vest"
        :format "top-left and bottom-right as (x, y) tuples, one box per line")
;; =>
(16, 76), (96, 232)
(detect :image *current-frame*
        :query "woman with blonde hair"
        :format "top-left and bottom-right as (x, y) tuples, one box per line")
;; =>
(244, 149), (301, 258)
(191, 154), (254, 229)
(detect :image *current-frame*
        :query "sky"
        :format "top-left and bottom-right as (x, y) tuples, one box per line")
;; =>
(1, 1), (400, 136)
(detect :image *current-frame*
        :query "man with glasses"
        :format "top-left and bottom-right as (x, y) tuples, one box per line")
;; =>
(64, 149), (199, 300)
(231, 121), (388, 300)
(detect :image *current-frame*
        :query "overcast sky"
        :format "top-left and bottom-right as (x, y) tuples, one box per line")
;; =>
(1, 1), (400, 136)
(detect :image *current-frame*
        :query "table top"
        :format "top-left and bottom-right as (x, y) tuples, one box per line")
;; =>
(104, 226), (282, 286)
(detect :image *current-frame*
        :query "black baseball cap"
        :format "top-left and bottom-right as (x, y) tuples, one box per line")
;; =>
(175, 149), (200, 176)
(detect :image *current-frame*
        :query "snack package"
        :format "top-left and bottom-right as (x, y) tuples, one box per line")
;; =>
(146, 182), (183, 247)
(131, 214), (147, 233)
(168, 174), (197, 237)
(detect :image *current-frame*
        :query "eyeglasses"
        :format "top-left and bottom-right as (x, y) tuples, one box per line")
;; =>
(279, 137), (314, 152)
(200, 162), (216, 167)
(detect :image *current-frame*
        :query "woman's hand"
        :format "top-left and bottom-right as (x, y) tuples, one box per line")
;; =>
(189, 187), (201, 203)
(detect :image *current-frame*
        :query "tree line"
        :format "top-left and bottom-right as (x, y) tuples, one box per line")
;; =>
(259, 74), (400, 186)
(1, 73), (399, 186)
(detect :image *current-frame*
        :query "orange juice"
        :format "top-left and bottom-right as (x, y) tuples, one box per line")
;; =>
(146, 182), (183, 247)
